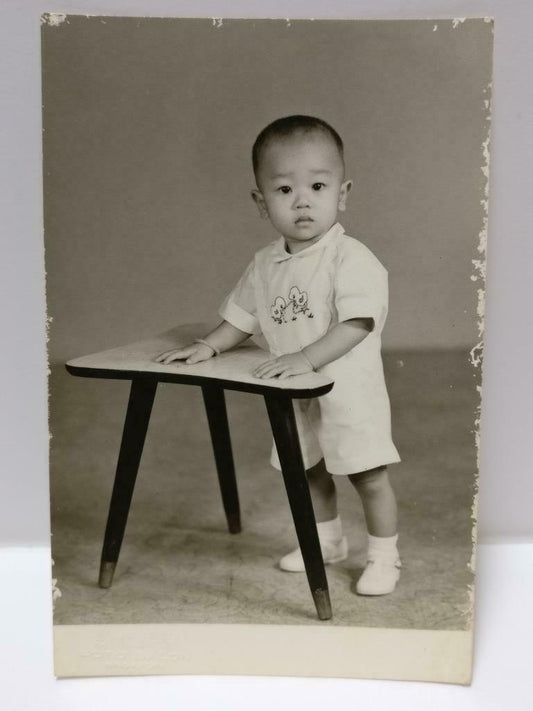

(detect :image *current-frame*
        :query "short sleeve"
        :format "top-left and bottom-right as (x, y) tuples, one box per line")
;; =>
(334, 244), (389, 332)
(219, 260), (261, 335)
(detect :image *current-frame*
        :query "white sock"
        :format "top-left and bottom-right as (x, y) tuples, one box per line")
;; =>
(367, 533), (399, 559)
(316, 516), (343, 541)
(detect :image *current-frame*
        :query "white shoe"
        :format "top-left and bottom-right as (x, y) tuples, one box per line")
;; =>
(279, 536), (348, 572)
(356, 555), (401, 595)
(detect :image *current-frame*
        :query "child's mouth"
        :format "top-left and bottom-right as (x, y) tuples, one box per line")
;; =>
(295, 217), (314, 224)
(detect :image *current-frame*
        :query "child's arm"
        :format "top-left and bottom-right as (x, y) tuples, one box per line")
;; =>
(253, 318), (373, 379)
(155, 320), (251, 365)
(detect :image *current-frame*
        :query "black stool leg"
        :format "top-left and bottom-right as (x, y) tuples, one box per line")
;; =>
(202, 385), (241, 534)
(98, 377), (157, 588)
(264, 394), (332, 621)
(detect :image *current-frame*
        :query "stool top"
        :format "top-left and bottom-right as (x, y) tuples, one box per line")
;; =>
(66, 324), (334, 398)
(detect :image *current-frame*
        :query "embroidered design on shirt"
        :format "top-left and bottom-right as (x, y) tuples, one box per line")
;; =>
(270, 286), (314, 324)
(271, 296), (288, 324)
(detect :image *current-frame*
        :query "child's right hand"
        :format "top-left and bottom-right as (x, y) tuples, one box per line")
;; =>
(155, 342), (215, 365)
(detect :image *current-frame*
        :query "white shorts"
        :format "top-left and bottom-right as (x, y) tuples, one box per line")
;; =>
(270, 355), (401, 475)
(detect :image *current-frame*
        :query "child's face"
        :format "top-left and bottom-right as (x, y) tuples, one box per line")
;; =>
(252, 132), (352, 252)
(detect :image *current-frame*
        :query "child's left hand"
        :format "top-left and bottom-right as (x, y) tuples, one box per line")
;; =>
(253, 352), (313, 380)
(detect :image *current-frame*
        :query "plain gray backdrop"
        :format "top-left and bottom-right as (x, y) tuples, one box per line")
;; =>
(42, 17), (490, 361)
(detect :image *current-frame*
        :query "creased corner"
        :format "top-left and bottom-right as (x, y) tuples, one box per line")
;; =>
(41, 13), (68, 27)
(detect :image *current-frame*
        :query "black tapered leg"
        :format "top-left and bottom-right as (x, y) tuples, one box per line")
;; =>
(202, 385), (241, 534)
(98, 377), (158, 588)
(264, 394), (332, 621)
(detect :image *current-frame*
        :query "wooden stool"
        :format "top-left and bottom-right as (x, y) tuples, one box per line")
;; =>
(66, 324), (335, 620)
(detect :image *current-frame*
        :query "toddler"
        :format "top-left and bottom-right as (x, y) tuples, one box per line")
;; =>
(156, 115), (401, 595)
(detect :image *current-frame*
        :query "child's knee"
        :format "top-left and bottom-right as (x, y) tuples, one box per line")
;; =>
(306, 459), (333, 486)
(349, 465), (388, 495)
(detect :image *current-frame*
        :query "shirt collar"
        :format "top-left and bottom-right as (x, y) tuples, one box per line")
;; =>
(271, 222), (345, 263)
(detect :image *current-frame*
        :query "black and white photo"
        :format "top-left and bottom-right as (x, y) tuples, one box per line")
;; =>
(42, 15), (493, 681)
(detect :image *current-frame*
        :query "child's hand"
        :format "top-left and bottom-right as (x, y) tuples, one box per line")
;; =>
(253, 352), (313, 380)
(155, 343), (215, 365)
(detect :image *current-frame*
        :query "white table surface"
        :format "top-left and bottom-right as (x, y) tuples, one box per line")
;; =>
(67, 325), (333, 394)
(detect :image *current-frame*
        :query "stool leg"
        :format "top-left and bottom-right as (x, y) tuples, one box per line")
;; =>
(264, 394), (332, 621)
(98, 377), (157, 588)
(202, 385), (241, 534)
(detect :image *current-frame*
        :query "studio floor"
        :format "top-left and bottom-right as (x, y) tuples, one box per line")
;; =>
(50, 350), (477, 629)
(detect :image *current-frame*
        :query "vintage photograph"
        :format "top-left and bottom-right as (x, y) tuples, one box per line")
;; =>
(42, 15), (492, 680)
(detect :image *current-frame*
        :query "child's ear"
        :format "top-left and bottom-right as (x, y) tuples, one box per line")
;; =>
(338, 179), (353, 212)
(251, 189), (268, 219)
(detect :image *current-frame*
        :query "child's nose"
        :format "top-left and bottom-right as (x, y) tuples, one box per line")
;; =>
(293, 190), (311, 208)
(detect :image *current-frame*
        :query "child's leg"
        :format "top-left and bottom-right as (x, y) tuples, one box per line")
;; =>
(348, 466), (401, 595)
(279, 459), (347, 572)
(348, 465), (397, 537)
(306, 458), (338, 523)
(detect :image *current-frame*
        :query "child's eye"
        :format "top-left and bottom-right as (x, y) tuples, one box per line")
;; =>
(278, 186), (292, 194)
(312, 182), (325, 191)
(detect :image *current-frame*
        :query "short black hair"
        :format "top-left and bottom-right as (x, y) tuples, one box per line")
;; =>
(252, 115), (344, 176)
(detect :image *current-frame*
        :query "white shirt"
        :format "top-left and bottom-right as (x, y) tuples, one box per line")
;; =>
(220, 222), (400, 474)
